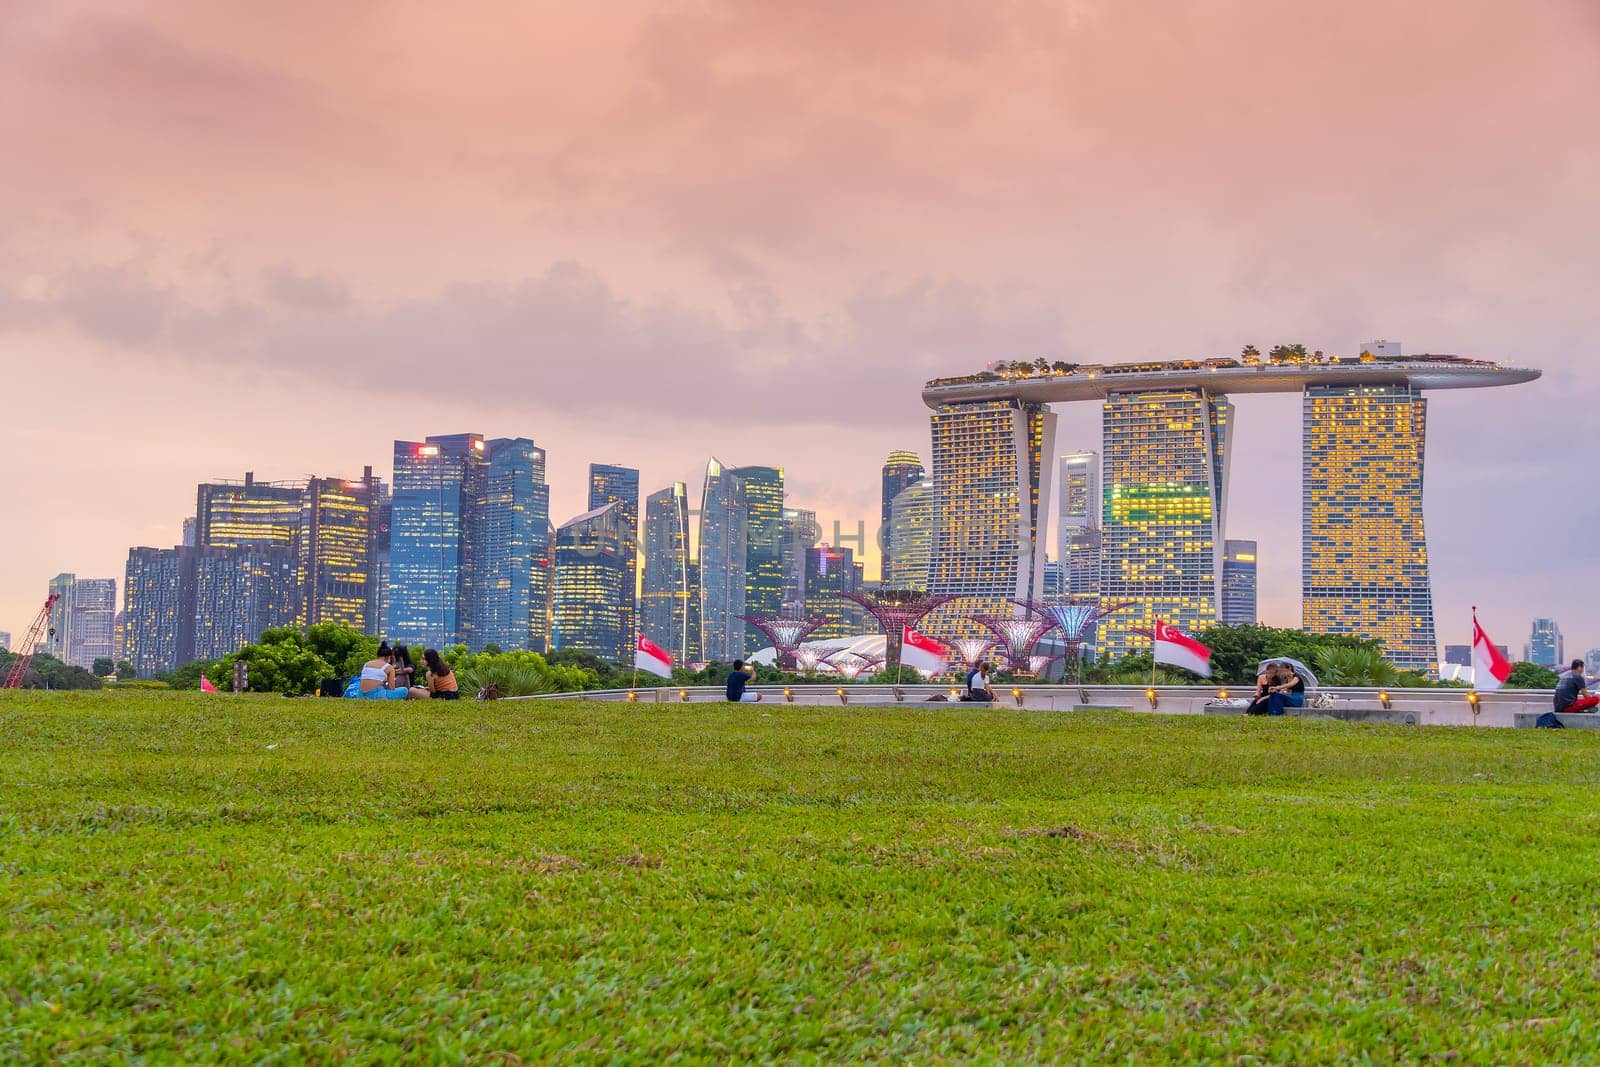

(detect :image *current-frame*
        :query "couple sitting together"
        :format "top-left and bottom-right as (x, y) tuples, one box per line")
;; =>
(344, 642), (459, 701)
(1247, 664), (1306, 716)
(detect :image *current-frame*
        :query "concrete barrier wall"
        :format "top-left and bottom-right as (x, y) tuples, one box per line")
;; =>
(519, 684), (1556, 728)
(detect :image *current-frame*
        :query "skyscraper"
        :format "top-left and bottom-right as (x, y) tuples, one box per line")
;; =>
(1098, 390), (1233, 657)
(880, 451), (925, 579)
(588, 464), (641, 659)
(552, 501), (629, 658)
(884, 478), (933, 591)
(1057, 451), (1102, 598)
(44, 573), (74, 662)
(641, 483), (693, 662)
(805, 545), (867, 640)
(780, 507), (819, 615)
(926, 400), (1058, 630)
(731, 465), (784, 644)
(192, 472), (302, 644)
(1220, 539), (1258, 626)
(387, 434), (484, 646)
(469, 438), (552, 651)
(698, 458), (748, 662)
(1527, 618), (1563, 667)
(370, 481), (393, 639)
(44, 574), (118, 669)
(298, 470), (379, 630)
(192, 547), (296, 660)
(196, 474), (303, 553)
(1302, 384), (1436, 673)
(124, 546), (196, 676)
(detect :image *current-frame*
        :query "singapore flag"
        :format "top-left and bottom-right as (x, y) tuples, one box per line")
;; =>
(634, 633), (674, 679)
(1152, 620), (1212, 678)
(900, 626), (950, 676)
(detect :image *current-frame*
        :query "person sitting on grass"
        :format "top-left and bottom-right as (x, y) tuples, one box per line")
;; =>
(347, 642), (430, 700)
(726, 660), (762, 703)
(423, 648), (459, 701)
(1554, 659), (1599, 714)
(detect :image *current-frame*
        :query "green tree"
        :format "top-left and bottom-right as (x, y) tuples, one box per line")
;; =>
(300, 623), (378, 680)
(1506, 662), (1559, 689)
(0, 651), (101, 690)
(91, 657), (115, 677)
(114, 659), (136, 679)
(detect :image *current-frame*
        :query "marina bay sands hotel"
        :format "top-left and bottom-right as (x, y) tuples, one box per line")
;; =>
(920, 346), (1539, 672)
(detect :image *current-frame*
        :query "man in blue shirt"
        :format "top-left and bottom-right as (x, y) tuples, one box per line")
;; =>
(962, 662), (994, 702)
(1554, 660), (1598, 714)
(726, 660), (762, 703)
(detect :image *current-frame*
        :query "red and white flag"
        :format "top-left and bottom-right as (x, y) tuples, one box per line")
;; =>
(901, 626), (949, 676)
(634, 632), (674, 679)
(1152, 620), (1212, 678)
(199, 674), (219, 692)
(1472, 608), (1513, 690)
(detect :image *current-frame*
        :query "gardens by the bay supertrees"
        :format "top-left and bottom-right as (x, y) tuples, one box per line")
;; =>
(840, 590), (960, 673)
(972, 611), (1057, 674)
(735, 613), (827, 671)
(1016, 596), (1133, 683)
(826, 650), (885, 681)
(949, 638), (994, 670)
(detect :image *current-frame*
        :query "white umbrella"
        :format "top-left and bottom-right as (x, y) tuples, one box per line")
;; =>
(1257, 657), (1319, 693)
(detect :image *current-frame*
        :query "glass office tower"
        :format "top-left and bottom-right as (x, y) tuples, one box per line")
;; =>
(587, 464), (640, 660)
(298, 470), (379, 630)
(1302, 384), (1436, 674)
(641, 483), (693, 663)
(1098, 390), (1233, 657)
(880, 451), (925, 578)
(469, 438), (551, 651)
(388, 434), (484, 646)
(552, 501), (629, 659)
(1220, 539), (1258, 626)
(698, 458), (748, 662)
(925, 400), (1057, 633)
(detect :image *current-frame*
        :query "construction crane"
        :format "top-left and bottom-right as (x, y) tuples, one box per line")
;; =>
(3, 593), (60, 689)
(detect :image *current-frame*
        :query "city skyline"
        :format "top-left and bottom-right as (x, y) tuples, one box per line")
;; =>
(3, 2), (1596, 657)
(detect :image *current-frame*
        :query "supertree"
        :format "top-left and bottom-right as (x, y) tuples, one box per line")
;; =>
(840, 590), (961, 673)
(949, 638), (994, 670)
(736, 613), (827, 671)
(972, 613), (1057, 673)
(1028, 653), (1067, 679)
(793, 646), (832, 675)
(1014, 596), (1133, 683)
(826, 650), (884, 681)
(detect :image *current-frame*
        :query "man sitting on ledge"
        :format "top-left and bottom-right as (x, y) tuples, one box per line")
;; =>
(1554, 660), (1598, 714)
(726, 660), (762, 703)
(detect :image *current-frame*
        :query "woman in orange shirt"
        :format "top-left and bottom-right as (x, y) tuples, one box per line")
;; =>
(423, 648), (460, 700)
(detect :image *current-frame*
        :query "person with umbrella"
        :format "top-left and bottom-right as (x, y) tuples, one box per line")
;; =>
(1256, 657), (1316, 717)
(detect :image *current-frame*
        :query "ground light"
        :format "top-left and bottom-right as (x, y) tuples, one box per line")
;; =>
(836, 687), (848, 705)
(1379, 690), (1392, 709)
(1146, 687), (1159, 710)
(783, 687), (794, 703)
(1467, 690), (1481, 724)
(1217, 687), (1230, 700)
(626, 690), (637, 703)
(948, 687), (962, 700)
(678, 689), (689, 703)
(1011, 687), (1024, 707)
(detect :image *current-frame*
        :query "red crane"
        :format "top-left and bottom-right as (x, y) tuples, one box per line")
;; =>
(3, 593), (60, 689)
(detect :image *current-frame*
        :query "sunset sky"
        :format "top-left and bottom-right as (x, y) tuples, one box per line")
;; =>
(2, 1), (1596, 656)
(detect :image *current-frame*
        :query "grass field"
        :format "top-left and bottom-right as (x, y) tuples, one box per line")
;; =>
(3, 691), (1600, 1063)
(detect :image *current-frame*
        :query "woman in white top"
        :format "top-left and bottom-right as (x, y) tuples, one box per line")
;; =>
(351, 643), (430, 700)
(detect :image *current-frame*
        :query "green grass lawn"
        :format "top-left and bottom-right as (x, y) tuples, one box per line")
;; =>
(3, 691), (1600, 1063)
